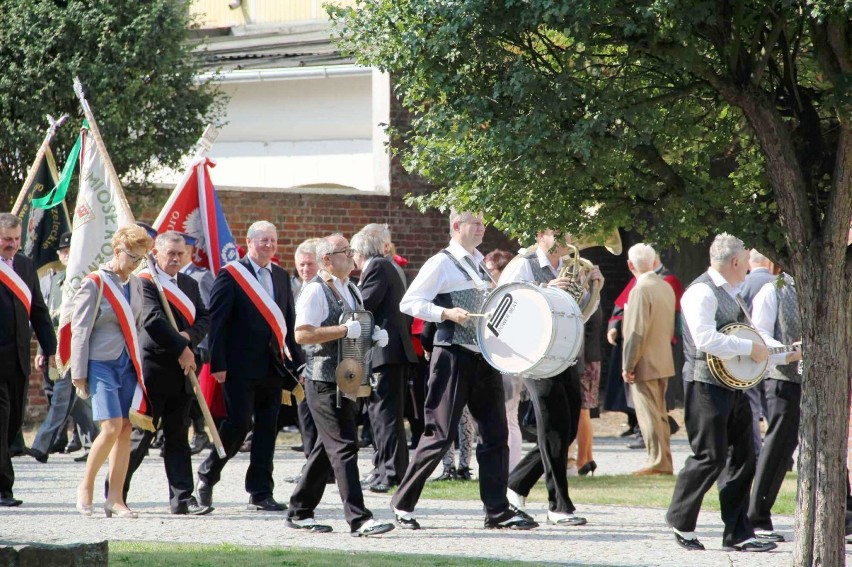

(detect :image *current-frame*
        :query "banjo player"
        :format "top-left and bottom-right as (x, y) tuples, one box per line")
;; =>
(665, 233), (801, 553)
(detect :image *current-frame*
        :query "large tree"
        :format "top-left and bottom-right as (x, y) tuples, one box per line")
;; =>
(0, 0), (222, 208)
(332, 1), (851, 564)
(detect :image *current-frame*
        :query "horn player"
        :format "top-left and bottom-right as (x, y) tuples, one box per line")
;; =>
(500, 229), (603, 527)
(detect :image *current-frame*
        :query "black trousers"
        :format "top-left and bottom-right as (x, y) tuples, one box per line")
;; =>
(121, 389), (194, 512)
(368, 363), (409, 485)
(748, 379), (801, 530)
(198, 372), (283, 499)
(666, 381), (755, 546)
(297, 397), (318, 459)
(509, 367), (581, 513)
(404, 358), (428, 449)
(391, 345), (509, 519)
(0, 352), (24, 497)
(288, 380), (371, 530)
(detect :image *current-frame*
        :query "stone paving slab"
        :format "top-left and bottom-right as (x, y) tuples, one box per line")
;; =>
(0, 434), (839, 566)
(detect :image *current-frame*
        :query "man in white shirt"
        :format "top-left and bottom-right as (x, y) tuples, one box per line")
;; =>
(747, 273), (802, 542)
(390, 210), (537, 531)
(666, 233), (798, 553)
(499, 230), (602, 526)
(286, 233), (393, 537)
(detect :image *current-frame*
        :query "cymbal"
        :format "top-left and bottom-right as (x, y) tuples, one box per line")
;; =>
(335, 358), (363, 396)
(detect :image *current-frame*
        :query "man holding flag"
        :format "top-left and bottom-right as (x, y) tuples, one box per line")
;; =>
(0, 212), (56, 506)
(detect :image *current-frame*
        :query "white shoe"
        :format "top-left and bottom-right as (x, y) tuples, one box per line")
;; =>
(547, 511), (587, 526)
(507, 488), (525, 510)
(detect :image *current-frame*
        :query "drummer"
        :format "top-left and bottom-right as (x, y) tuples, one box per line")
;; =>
(499, 230), (603, 526)
(391, 210), (538, 531)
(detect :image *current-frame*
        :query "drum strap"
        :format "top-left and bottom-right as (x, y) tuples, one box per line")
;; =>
(440, 249), (495, 285)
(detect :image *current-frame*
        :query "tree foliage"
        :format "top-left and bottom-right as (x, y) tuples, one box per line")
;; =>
(330, 0), (850, 262)
(0, 0), (223, 209)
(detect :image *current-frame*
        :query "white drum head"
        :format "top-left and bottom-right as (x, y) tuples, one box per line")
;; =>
(723, 325), (768, 381)
(478, 283), (556, 374)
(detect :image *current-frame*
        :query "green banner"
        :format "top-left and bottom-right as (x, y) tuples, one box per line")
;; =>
(32, 126), (83, 210)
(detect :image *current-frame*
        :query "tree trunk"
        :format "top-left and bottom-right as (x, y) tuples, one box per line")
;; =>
(794, 252), (851, 566)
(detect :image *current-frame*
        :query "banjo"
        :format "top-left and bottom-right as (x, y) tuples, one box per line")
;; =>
(707, 323), (801, 390)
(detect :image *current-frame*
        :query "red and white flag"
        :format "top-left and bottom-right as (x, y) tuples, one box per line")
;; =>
(153, 157), (238, 275)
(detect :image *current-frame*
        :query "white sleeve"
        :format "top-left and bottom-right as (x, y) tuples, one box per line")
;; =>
(751, 282), (787, 364)
(681, 283), (752, 359)
(295, 282), (329, 328)
(497, 256), (534, 285)
(399, 254), (450, 322)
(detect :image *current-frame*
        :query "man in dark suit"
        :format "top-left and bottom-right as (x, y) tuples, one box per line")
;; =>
(351, 227), (418, 492)
(120, 231), (211, 515)
(0, 212), (56, 506)
(196, 220), (304, 511)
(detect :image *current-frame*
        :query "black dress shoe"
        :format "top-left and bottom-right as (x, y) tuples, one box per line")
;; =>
(432, 467), (457, 481)
(286, 517), (333, 533)
(455, 467), (473, 480)
(0, 496), (22, 507)
(174, 498), (214, 516)
(392, 505), (420, 530)
(196, 480), (213, 508)
(73, 451), (89, 462)
(189, 432), (211, 455)
(247, 495), (286, 512)
(290, 445), (304, 452)
(64, 436), (82, 454)
(668, 415), (680, 435)
(673, 532), (705, 551)
(284, 474), (302, 484)
(724, 538), (777, 552)
(484, 508), (539, 530)
(578, 460), (597, 477)
(25, 448), (48, 464)
(369, 483), (396, 494)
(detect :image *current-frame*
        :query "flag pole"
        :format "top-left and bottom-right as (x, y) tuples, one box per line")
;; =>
(145, 254), (227, 458)
(72, 77), (135, 223)
(11, 114), (68, 215)
(189, 124), (219, 163)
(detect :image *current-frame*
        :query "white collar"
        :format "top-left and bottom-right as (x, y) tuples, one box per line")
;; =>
(708, 266), (738, 290)
(535, 247), (562, 272)
(247, 256), (270, 276)
(446, 239), (483, 264)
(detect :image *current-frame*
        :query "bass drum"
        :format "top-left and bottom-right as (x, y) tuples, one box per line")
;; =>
(477, 282), (584, 379)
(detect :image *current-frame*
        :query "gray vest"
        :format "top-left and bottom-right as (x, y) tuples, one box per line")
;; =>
(303, 276), (364, 383)
(770, 274), (802, 383)
(683, 271), (746, 388)
(434, 250), (490, 347)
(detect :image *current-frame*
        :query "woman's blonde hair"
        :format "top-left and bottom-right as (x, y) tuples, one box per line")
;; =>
(113, 224), (153, 256)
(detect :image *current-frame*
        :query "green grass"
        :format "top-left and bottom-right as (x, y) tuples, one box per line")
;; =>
(416, 472), (798, 515)
(109, 542), (543, 567)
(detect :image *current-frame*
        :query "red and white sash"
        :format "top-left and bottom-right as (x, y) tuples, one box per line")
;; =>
(0, 259), (32, 316)
(138, 268), (196, 325)
(223, 261), (292, 361)
(87, 271), (154, 430)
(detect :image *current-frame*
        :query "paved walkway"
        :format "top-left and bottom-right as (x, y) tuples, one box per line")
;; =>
(0, 432), (834, 566)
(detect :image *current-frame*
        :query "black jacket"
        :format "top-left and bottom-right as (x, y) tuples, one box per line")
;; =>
(0, 253), (55, 376)
(140, 272), (210, 397)
(359, 257), (418, 368)
(208, 257), (304, 383)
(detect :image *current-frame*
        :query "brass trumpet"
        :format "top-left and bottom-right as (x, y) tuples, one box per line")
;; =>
(557, 229), (621, 322)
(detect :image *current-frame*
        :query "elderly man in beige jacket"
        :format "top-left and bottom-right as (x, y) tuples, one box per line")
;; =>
(621, 243), (676, 475)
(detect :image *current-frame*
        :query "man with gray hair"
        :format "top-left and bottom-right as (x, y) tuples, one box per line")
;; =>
(362, 223), (406, 288)
(291, 238), (320, 300)
(665, 233), (791, 553)
(740, 249), (777, 456)
(0, 212), (56, 506)
(351, 227), (418, 493)
(621, 243), (676, 476)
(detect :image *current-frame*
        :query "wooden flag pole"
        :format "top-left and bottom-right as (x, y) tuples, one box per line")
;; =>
(72, 77), (135, 223)
(12, 114), (69, 215)
(145, 254), (227, 458)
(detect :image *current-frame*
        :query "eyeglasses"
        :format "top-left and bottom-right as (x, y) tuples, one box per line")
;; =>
(330, 248), (354, 258)
(121, 248), (144, 265)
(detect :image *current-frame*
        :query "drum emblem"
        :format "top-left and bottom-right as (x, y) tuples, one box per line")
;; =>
(486, 293), (515, 337)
